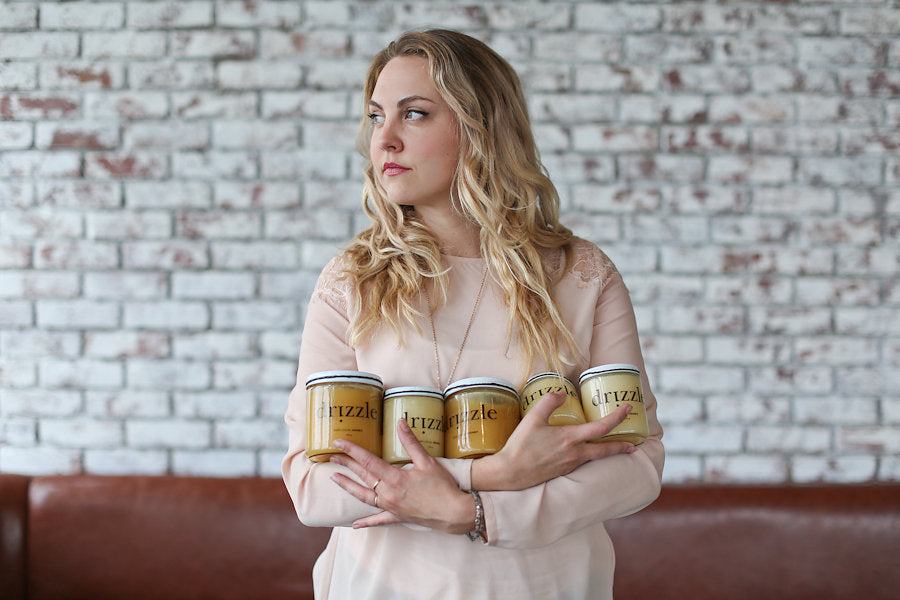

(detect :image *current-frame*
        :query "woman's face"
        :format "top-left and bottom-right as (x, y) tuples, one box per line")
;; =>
(368, 55), (461, 211)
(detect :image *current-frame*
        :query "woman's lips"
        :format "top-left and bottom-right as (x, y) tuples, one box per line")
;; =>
(383, 162), (410, 176)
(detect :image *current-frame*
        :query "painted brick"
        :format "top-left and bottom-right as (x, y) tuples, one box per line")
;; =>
(705, 455), (789, 484)
(123, 121), (209, 150)
(41, 418), (122, 448)
(1, 330), (80, 358)
(0, 122), (32, 149)
(130, 61), (216, 89)
(85, 390), (170, 418)
(171, 272), (255, 299)
(83, 331), (170, 359)
(213, 120), (298, 149)
(126, 181), (210, 209)
(123, 302), (209, 330)
(172, 92), (258, 119)
(0, 447), (82, 476)
(40, 2), (124, 30)
(748, 366), (833, 395)
(0, 271), (80, 299)
(122, 240), (209, 269)
(82, 32), (167, 59)
(215, 420), (287, 448)
(84, 91), (168, 119)
(83, 272), (169, 299)
(39, 181), (122, 209)
(33, 240), (118, 270)
(127, 419), (210, 448)
(35, 121), (119, 150)
(0, 0), (895, 484)
(127, 1), (214, 29)
(172, 332), (256, 360)
(792, 456), (878, 484)
(172, 450), (256, 477)
(1, 390), (82, 417)
(40, 61), (125, 89)
(217, 1), (301, 28)
(0, 151), (80, 178)
(174, 391), (256, 418)
(211, 302), (297, 330)
(84, 449), (168, 475)
(794, 397), (879, 427)
(575, 64), (659, 92)
(0, 63), (37, 90)
(86, 211), (172, 239)
(0, 3), (37, 29)
(0, 32), (79, 58)
(210, 241), (299, 269)
(172, 151), (258, 179)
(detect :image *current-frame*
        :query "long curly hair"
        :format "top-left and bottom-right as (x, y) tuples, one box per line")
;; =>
(342, 29), (581, 377)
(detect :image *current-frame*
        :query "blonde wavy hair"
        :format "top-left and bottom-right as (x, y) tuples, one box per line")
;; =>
(343, 29), (581, 377)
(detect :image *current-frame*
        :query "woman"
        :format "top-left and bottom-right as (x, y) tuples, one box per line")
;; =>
(283, 29), (664, 599)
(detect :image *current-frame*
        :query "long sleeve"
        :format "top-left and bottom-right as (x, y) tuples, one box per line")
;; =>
(281, 257), (382, 527)
(477, 248), (665, 549)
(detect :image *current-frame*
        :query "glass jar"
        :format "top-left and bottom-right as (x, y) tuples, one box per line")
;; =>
(520, 372), (587, 426)
(306, 370), (383, 462)
(578, 364), (648, 445)
(444, 377), (520, 459)
(382, 386), (445, 465)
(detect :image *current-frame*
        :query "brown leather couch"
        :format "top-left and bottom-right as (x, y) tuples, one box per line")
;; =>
(2, 474), (898, 600)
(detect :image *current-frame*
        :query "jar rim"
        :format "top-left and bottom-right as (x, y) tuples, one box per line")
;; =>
(524, 372), (575, 386)
(444, 376), (517, 397)
(305, 370), (383, 388)
(579, 363), (640, 384)
(384, 386), (444, 400)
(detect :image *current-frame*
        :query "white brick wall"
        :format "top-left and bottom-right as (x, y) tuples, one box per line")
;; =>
(1, 0), (897, 483)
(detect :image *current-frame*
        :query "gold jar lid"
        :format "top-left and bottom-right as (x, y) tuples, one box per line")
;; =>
(305, 370), (383, 388)
(444, 377), (517, 398)
(384, 386), (444, 401)
(578, 364), (639, 385)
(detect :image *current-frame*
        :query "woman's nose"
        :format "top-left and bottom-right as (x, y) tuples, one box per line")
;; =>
(376, 118), (402, 152)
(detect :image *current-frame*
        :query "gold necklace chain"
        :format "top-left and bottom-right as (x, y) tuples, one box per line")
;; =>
(424, 266), (489, 390)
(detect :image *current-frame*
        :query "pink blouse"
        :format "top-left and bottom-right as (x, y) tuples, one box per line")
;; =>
(283, 238), (664, 599)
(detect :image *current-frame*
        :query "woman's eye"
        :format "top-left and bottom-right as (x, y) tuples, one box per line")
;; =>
(405, 109), (427, 120)
(367, 112), (384, 124)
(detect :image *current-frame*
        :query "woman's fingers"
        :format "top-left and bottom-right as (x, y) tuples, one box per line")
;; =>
(570, 403), (633, 444)
(396, 418), (435, 465)
(332, 438), (393, 486)
(352, 511), (402, 529)
(522, 391), (567, 425)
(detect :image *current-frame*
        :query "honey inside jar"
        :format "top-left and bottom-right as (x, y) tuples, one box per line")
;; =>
(306, 370), (383, 462)
(578, 364), (648, 445)
(382, 386), (445, 465)
(444, 377), (520, 459)
(520, 372), (586, 426)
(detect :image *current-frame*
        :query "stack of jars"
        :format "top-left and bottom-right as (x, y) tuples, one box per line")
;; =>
(305, 366), (648, 465)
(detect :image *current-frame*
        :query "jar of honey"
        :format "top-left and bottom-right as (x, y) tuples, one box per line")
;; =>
(520, 372), (587, 426)
(382, 386), (445, 465)
(578, 364), (648, 445)
(444, 377), (520, 459)
(306, 370), (383, 462)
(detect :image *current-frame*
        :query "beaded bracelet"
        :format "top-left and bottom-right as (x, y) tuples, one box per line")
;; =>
(466, 490), (484, 542)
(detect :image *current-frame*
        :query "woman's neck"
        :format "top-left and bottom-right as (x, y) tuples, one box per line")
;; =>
(415, 205), (482, 258)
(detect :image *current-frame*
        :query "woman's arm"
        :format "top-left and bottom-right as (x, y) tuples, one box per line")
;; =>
(470, 267), (665, 548)
(281, 258), (383, 527)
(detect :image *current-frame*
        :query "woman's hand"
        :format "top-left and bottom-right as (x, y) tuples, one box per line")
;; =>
(329, 419), (474, 534)
(471, 391), (636, 492)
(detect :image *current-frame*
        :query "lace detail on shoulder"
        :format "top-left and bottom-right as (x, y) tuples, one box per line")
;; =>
(312, 255), (352, 315)
(568, 238), (617, 291)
